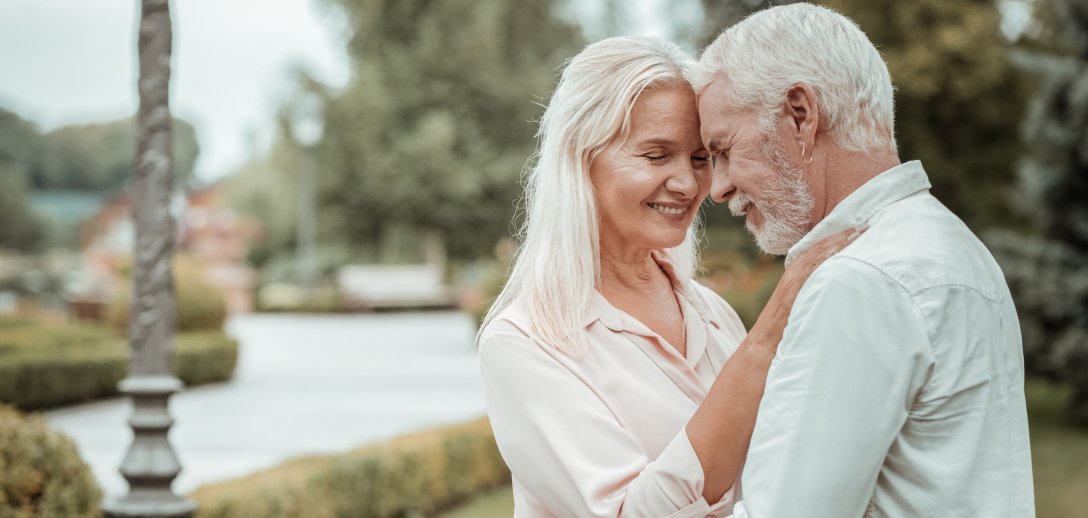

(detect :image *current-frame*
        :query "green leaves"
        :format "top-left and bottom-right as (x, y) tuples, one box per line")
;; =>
(317, 0), (582, 260)
(820, 0), (1030, 232)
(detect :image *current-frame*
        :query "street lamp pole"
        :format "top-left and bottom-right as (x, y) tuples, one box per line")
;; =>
(290, 92), (324, 299)
(102, 0), (195, 516)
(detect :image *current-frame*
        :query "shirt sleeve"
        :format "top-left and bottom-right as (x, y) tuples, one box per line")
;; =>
(730, 257), (933, 518)
(479, 321), (736, 518)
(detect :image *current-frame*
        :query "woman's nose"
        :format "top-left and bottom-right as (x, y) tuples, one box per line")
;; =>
(666, 163), (699, 199)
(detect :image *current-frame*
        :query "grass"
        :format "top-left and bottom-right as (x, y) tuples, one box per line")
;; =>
(437, 485), (514, 518)
(1027, 380), (1088, 518)
(439, 379), (1088, 518)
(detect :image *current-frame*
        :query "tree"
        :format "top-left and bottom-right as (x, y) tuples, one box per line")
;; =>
(0, 106), (199, 193)
(314, 0), (583, 261)
(223, 138), (300, 270)
(0, 110), (49, 251)
(989, 0), (1088, 427)
(698, 0), (797, 46)
(822, 0), (1031, 232)
(0, 108), (42, 169)
(33, 117), (199, 191)
(0, 164), (49, 252)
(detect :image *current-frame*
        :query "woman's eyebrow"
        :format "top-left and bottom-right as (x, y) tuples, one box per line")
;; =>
(635, 137), (680, 147)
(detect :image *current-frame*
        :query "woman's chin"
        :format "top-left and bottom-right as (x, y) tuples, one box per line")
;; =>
(639, 232), (689, 251)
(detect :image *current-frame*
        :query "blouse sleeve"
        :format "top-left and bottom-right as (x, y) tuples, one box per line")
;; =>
(479, 320), (735, 518)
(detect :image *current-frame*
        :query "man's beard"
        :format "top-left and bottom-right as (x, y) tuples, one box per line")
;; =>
(728, 132), (815, 255)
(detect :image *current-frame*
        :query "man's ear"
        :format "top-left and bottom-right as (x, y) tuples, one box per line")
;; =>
(785, 83), (819, 145)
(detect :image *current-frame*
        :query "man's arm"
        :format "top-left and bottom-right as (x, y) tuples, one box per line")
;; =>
(732, 257), (933, 517)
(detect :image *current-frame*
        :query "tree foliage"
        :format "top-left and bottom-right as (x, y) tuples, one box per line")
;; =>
(0, 164), (49, 252)
(0, 110), (48, 251)
(823, 0), (1030, 232)
(989, 0), (1088, 427)
(314, 0), (583, 260)
(0, 106), (200, 192)
(34, 117), (200, 191)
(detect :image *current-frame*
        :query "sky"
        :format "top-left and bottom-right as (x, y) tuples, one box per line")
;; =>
(0, 0), (352, 183)
(0, 0), (686, 184)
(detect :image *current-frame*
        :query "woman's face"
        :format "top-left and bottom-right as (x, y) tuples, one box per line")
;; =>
(591, 86), (710, 255)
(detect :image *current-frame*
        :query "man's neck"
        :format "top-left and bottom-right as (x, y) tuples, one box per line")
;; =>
(812, 148), (901, 224)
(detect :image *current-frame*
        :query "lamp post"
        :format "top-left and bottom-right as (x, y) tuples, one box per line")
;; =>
(102, 0), (195, 516)
(289, 92), (324, 299)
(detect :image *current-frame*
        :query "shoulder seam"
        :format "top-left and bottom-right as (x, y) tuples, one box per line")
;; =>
(821, 256), (938, 351)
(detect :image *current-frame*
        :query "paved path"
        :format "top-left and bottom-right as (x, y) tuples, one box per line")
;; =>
(45, 312), (486, 497)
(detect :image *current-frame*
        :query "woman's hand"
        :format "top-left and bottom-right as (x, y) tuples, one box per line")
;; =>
(689, 225), (867, 502)
(746, 225), (868, 357)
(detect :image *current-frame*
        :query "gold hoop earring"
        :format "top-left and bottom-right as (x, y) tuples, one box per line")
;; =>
(801, 142), (814, 164)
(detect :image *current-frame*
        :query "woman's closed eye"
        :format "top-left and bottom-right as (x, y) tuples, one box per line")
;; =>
(643, 152), (669, 163)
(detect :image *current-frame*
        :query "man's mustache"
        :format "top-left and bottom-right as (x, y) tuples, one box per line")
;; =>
(728, 192), (752, 217)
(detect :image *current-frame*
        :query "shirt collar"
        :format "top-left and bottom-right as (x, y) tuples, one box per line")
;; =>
(583, 250), (721, 331)
(784, 160), (931, 267)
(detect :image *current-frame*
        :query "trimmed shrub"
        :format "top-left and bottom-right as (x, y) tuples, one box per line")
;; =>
(173, 331), (240, 388)
(0, 404), (101, 517)
(0, 319), (239, 410)
(108, 255), (228, 332)
(190, 416), (510, 518)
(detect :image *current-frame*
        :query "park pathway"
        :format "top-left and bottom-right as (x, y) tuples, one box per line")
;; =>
(45, 311), (486, 497)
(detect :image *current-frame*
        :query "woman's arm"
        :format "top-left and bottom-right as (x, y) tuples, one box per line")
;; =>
(687, 225), (866, 502)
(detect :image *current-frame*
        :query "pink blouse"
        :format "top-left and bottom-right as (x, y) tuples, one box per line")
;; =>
(479, 254), (748, 517)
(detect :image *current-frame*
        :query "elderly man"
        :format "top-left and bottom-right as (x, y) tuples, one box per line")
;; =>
(695, 4), (1035, 517)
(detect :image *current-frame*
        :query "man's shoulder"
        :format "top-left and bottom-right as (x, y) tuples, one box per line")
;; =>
(829, 193), (1007, 300)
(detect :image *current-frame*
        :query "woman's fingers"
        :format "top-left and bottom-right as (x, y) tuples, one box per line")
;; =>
(793, 224), (869, 271)
(748, 224), (869, 355)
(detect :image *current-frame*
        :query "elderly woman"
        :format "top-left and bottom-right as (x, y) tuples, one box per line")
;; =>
(479, 36), (859, 517)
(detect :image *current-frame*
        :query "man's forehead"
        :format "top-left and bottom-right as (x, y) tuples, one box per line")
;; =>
(696, 75), (738, 114)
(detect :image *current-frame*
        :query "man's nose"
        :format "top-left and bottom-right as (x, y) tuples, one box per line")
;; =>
(709, 163), (734, 204)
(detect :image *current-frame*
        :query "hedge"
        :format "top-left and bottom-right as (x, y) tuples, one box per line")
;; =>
(0, 320), (239, 411)
(190, 416), (510, 518)
(0, 404), (101, 517)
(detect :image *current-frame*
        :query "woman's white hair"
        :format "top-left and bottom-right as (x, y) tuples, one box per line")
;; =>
(696, 3), (897, 155)
(481, 36), (702, 353)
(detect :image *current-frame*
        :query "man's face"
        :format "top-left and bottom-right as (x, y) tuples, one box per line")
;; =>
(697, 76), (816, 255)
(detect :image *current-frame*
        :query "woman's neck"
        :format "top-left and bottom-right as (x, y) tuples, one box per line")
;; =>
(598, 244), (669, 296)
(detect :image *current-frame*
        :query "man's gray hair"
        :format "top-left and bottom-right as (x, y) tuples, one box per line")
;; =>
(696, 3), (897, 155)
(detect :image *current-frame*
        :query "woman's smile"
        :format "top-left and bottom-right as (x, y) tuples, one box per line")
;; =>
(647, 201), (690, 217)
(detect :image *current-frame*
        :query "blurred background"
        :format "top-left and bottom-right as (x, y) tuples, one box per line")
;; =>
(0, 0), (1085, 516)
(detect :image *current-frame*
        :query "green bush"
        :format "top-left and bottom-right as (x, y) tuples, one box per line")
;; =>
(191, 417), (510, 518)
(174, 332), (240, 387)
(0, 319), (239, 410)
(0, 404), (101, 517)
(108, 256), (228, 332)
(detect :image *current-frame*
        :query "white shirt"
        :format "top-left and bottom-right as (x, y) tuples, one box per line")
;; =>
(480, 253), (747, 517)
(732, 161), (1035, 517)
